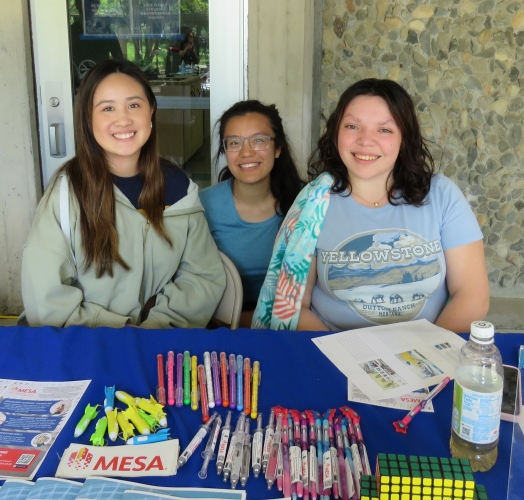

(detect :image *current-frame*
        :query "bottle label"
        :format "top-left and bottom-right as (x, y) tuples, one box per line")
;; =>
(452, 380), (502, 444)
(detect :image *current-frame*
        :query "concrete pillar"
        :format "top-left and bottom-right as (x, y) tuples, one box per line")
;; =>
(248, 0), (321, 178)
(0, 0), (41, 314)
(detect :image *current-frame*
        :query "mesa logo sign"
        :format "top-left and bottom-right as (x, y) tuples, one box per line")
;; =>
(56, 441), (179, 478)
(69, 447), (165, 472)
(10, 386), (36, 394)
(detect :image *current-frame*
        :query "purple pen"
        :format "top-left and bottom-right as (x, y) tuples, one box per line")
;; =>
(176, 352), (184, 407)
(229, 354), (237, 410)
(211, 351), (222, 406)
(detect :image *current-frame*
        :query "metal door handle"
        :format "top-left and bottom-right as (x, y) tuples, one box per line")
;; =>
(49, 122), (64, 157)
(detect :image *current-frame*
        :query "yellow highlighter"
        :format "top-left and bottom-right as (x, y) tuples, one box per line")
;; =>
(191, 355), (199, 410)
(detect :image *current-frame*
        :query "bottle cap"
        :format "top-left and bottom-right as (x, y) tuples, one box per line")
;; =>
(470, 321), (494, 344)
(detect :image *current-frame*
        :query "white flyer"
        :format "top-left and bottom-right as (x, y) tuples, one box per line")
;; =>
(347, 381), (434, 411)
(313, 319), (465, 400)
(55, 440), (179, 479)
(0, 378), (90, 480)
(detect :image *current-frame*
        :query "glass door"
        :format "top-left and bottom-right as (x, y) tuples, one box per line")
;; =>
(30, 0), (247, 188)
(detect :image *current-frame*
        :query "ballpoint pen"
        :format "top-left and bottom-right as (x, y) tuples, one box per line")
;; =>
(340, 413), (363, 481)
(198, 364), (210, 423)
(177, 412), (218, 468)
(265, 411), (283, 489)
(156, 354), (166, 406)
(243, 357), (251, 416)
(198, 414), (222, 479)
(216, 410), (232, 475)
(183, 351), (191, 406)
(252, 413), (264, 478)
(220, 352), (229, 407)
(176, 352), (183, 407)
(341, 407), (370, 476)
(314, 412), (327, 500)
(167, 351), (175, 406)
(341, 421), (359, 499)
(321, 419), (333, 499)
(211, 351), (222, 407)
(289, 410), (303, 499)
(325, 410), (340, 500)
(334, 420), (350, 500)
(277, 438), (284, 492)
(191, 355), (199, 410)
(251, 360), (260, 419)
(223, 412), (245, 483)
(262, 409), (275, 475)
(240, 419), (252, 487)
(300, 415), (311, 500)
(286, 413), (299, 500)
(305, 410), (318, 500)
(236, 354), (244, 412)
(204, 352), (215, 408)
(229, 354), (237, 410)
(393, 376), (450, 434)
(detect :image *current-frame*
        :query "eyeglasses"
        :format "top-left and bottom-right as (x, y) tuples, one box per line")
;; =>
(222, 134), (274, 152)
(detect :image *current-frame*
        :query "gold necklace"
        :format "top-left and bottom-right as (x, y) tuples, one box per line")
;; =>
(351, 190), (388, 207)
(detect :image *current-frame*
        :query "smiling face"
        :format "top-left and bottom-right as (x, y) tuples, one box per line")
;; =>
(337, 95), (402, 187)
(91, 72), (153, 176)
(223, 112), (281, 187)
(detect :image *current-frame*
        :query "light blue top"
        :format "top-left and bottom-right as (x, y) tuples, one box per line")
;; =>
(313, 174), (484, 330)
(199, 178), (283, 306)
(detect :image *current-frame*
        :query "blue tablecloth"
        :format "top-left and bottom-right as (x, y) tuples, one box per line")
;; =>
(0, 326), (522, 499)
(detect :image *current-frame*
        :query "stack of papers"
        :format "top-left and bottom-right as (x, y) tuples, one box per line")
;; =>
(313, 319), (465, 410)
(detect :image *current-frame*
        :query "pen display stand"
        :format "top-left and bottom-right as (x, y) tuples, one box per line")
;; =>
(506, 346), (524, 500)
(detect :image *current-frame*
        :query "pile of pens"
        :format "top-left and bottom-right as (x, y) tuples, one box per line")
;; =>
(156, 351), (261, 422)
(177, 404), (372, 499)
(73, 386), (170, 446)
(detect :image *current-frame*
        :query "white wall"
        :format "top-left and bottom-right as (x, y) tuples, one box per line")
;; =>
(0, 0), (41, 314)
(248, 0), (319, 178)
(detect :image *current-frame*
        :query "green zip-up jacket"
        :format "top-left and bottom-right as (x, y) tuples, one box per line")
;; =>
(19, 175), (226, 329)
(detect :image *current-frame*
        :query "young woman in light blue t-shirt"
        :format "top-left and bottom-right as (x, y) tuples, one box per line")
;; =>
(200, 100), (302, 327)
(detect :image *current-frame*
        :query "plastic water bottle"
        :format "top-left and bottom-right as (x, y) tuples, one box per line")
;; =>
(450, 321), (503, 471)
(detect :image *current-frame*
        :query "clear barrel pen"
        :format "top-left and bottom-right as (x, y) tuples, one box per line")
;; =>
(236, 354), (244, 412)
(327, 419), (340, 499)
(286, 415), (299, 500)
(304, 411), (318, 500)
(229, 354), (237, 410)
(167, 351), (175, 406)
(243, 357), (251, 416)
(344, 419), (363, 481)
(198, 364), (210, 423)
(252, 413), (264, 478)
(314, 416), (326, 500)
(211, 351), (222, 407)
(335, 423), (350, 500)
(300, 416), (311, 500)
(203, 352), (215, 409)
(198, 413), (222, 479)
(341, 422), (359, 499)
(251, 361), (260, 419)
(156, 354), (166, 406)
(216, 410), (232, 475)
(321, 419), (332, 500)
(265, 412), (282, 489)
(240, 419), (251, 487)
(262, 409), (275, 474)
(220, 352), (229, 407)
(230, 413), (247, 488)
(191, 355), (199, 410)
(351, 412), (371, 476)
(223, 412), (245, 482)
(177, 412), (218, 468)
(289, 410), (304, 498)
(176, 352), (183, 407)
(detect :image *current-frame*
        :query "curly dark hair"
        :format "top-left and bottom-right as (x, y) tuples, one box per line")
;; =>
(308, 78), (435, 206)
(214, 100), (303, 216)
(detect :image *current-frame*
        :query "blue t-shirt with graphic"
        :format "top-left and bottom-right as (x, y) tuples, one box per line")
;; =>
(312, 174), (483, 330)
(199, 178), (283, 306)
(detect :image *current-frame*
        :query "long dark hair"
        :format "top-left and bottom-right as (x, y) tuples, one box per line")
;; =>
(58, 59), (170, 278)
(214, 100), (302, 216)
(308, 78), (434, 206)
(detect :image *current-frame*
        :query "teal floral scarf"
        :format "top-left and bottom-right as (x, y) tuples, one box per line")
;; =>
(252, 173), (333, 330)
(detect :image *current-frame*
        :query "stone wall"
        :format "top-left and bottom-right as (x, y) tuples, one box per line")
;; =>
(321, 0), (524, 298)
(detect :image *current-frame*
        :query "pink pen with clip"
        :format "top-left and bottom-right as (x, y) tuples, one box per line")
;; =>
(167, 351), (175, 406)
(304, 410), (318, 500)
(156, 354), (166, 406)
(340, 407), (370, 476)
(289, 409), (305, 498)
(325, 409), (340, 499)
(334, 418), (350, 500)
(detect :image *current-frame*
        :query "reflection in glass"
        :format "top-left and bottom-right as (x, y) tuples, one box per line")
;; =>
(68, 0), (211, 187)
